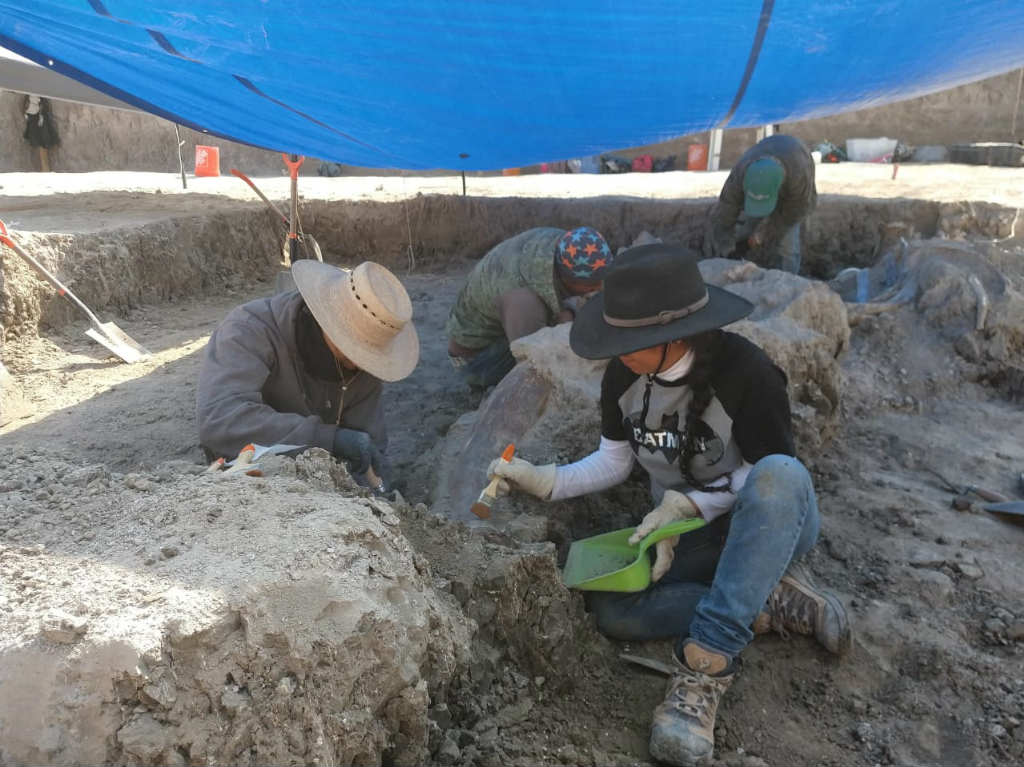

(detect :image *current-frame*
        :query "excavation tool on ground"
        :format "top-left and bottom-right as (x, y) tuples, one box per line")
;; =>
(229, 165), (322, 264)
(923, 466), (1010, 503)
(0, 219), (151, 364)
(206, 443), (307, 477)
(981, 501), (1024, 522)
(562, 518), (706, 592)
(222, 443), (260, 476)
(620, 653), (677, 676)
(471, 444), (516, 519)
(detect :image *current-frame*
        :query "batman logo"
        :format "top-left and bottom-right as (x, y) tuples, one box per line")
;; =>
(624, 411), (725, 467)
(625, 411), (682, 464)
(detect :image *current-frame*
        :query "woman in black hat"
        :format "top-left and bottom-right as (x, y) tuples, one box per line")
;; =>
(488, 243), (851, 767)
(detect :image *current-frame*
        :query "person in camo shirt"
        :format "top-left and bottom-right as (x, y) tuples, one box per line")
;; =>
(446, 226), (613, 388)
(487, 243), (851, 767)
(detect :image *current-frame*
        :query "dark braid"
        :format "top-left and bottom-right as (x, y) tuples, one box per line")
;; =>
(675, 331), (729, 493)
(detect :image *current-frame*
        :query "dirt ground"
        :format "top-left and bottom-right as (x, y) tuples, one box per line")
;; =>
(2, 169), (1024, 766)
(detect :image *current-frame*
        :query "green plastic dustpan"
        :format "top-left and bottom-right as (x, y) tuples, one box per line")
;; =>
(562, 518), (707, 592)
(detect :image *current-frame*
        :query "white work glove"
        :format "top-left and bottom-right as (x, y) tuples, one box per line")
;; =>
(487, 457), (557, 500)
(628, 490), (700, 582)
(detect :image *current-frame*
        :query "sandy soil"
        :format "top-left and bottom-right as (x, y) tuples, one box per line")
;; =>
(4, 247), (1024, 766)
(2, 168), (1024, 766)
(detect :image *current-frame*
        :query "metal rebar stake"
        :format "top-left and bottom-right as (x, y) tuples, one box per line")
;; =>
(173, 124), (187, 189)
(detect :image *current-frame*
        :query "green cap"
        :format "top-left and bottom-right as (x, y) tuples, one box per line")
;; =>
(743, 157), (784, 217)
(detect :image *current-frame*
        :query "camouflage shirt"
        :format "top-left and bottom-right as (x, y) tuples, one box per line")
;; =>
(446, 227), (565, 349)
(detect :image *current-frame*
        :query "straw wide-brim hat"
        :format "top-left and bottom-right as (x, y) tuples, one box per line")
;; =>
(292, 260), (419, 382)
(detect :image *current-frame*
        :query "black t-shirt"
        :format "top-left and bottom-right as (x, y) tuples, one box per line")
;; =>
(600, 330), (794, 498)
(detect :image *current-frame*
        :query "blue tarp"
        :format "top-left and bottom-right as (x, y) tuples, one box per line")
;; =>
(2, 1), (1023, 169)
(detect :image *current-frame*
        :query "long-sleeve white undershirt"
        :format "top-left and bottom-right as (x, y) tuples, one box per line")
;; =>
(549, 349), (752, 521)
(550, 436), (635, 500)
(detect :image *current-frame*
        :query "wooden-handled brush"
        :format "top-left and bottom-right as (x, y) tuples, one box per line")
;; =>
(470, 444), (516, 519)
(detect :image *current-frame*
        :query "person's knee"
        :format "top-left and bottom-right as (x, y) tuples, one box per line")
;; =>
(589, 594), (646, 641)
(743, 454), (813, 506)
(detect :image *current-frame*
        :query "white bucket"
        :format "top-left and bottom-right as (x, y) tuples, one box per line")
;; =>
(846, 137), (898, 162)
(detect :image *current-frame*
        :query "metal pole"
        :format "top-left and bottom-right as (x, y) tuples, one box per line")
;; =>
(1011, 67), (1023, 139)
(459, 153), (469, 196)
(707, 129), (724, 171)
(288, 154), (300, 266)
(173, 124), (187, 189)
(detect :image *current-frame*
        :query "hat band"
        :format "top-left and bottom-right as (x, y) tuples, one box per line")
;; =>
(604, 292), (709, 328)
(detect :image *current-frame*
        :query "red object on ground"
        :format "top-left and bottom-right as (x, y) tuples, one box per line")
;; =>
(687, 143), (709, 171)
(195, 145), (220, 176)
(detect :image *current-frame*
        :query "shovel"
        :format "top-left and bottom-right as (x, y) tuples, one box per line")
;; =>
(0, 219), (150, 363)
(562, 517), (706, 592)
(281, 154), (324, 265)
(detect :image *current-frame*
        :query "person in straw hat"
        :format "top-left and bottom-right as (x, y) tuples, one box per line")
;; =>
(197, 260), (418, 489)
(487, 243), (850, 767)
(446, 226), (614, 388)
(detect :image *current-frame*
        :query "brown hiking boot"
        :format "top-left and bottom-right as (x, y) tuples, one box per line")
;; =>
(648, 642), (735, 767)
(754, 562), (852, 655)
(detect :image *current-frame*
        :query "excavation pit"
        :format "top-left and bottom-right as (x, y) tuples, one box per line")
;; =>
(2, 169), (1023, 766)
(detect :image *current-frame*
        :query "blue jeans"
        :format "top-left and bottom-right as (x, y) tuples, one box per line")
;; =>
(587, 454), (820, 661)
(450, 340), (516, 389)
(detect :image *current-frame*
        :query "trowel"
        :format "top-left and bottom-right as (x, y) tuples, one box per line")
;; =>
(982, 501), (1024, 524)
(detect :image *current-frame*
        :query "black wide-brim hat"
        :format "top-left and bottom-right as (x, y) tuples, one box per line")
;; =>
(570, 243), (754, 359)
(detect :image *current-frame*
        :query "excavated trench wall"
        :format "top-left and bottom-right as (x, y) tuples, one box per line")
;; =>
(1, 194), (1019, 340)
(0, 207), (280, 341)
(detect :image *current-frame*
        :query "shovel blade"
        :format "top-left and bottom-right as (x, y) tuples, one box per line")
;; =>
(85, 323), (150, 364)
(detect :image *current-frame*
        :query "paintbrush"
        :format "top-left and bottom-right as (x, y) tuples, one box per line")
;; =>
(470, 444), (516, 519)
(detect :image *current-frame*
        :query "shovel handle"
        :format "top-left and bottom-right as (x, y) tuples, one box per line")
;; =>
(634, 518), (706, 554)
(0, 221), (103, 328)
(969, 486), (1010, 503)
(281, 153), (304, 179)
(230, 168), (289, 225)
